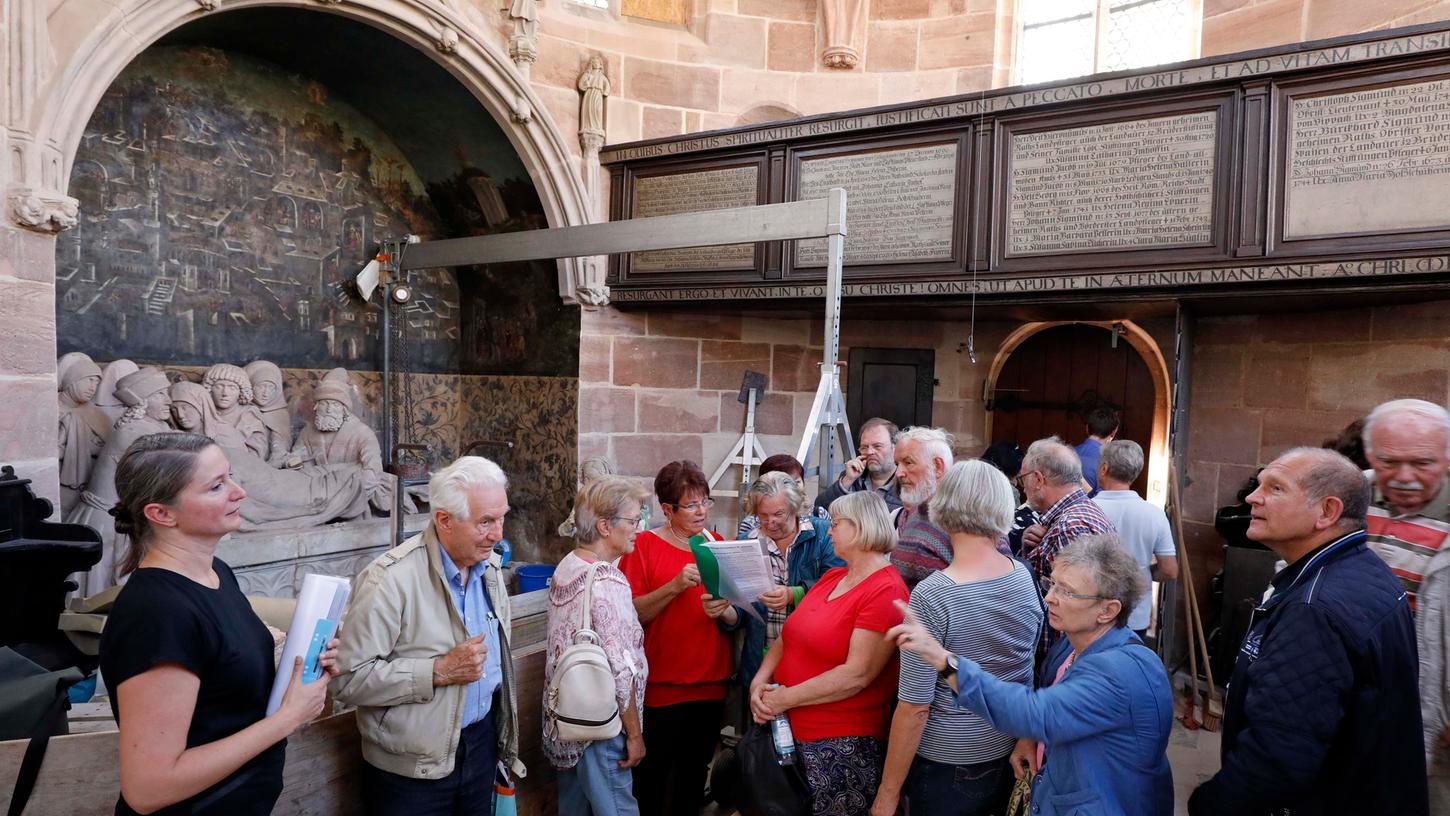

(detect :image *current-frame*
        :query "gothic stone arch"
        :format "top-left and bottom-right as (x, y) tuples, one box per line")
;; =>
(5, 0), (595, 299)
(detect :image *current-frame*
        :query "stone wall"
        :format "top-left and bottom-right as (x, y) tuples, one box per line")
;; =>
(1179, 299), (1450, 606)
(577, 306), (1016, 532)
(1202, 0), (1450, 56)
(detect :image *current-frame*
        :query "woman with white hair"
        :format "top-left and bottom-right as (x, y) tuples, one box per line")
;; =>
(737, 470), (843, 695)
(872, 460), (1043, 816)
(891, 534), (1173, 816)
(545, 476), (651, 814)
(749, 490), (908, 815)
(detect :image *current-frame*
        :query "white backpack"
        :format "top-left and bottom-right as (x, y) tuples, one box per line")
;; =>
(545, 560), (622, 743)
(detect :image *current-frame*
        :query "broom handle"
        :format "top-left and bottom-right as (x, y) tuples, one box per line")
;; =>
(1169, 467), (1202, 703)
(1169, 466), (1219, 700)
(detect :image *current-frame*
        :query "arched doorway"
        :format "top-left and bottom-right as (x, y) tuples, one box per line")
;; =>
(985, 320), (1172, 505)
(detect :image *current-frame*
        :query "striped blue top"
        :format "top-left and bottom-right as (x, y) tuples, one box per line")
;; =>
(899, 560), (1043, 765)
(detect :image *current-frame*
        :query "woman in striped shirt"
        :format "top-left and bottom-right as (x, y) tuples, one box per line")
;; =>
(871, 460), (1043, 816)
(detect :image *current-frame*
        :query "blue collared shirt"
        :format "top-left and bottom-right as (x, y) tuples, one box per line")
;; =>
(437, 544), (503, 727)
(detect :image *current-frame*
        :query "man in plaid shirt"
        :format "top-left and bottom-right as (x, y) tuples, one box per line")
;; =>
(1019, 436), (1117, 655)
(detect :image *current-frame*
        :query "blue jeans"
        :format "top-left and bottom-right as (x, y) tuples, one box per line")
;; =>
(906, 754), (1012, 816)
(361, 707), (497, 816)
(558, 734), (640, 816)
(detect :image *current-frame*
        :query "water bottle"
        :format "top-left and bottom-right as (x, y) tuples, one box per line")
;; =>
(769, 684), (797, 765)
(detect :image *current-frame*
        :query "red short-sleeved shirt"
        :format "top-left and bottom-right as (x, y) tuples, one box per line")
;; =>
(774, 565), (909, 741)
(619, 529), (732, 707)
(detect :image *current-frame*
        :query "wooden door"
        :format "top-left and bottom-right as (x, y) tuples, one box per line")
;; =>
(989, 324), (1155, 496)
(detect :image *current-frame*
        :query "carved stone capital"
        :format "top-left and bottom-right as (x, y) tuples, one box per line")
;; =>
(9, 187), (79, 233)
(822, 46), (859, 69)
(509, 34), (538, 66)
(435, 26), (459, 54)
(579, 129), (605, 156)
(570, 256), (610, 307)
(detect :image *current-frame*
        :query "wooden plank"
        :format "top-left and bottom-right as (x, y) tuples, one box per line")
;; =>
(402, 192), (846, 270)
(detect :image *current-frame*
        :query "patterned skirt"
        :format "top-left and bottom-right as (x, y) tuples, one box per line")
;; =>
(798, 735), (886, 816)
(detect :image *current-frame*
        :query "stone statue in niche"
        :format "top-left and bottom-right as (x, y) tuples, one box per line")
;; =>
(820, 0), (863, 69)
(243, 360), (293, 467)
(170, 380), (373, 531)
(57, 352), (109, 516)
(578, 55), (610, 154)
(93, 359), (139, 426)
(66, 367), (174, 596)
(202, 363), (270, 462)
(508, 0), (539, 69)
(291, 368), (395, 513)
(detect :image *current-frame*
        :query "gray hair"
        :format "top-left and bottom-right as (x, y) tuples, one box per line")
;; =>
(574, 476), (649, 546)
(929, 460), (1015, 540)
(1363, 399), (1450, 458)
(429, 456), (508, 522)
(1100, 440), (1145, 485)
(745, 470), (804, 517)
(1281, 447), (1370, 528)
(827, 490), (896, 554)
(896, 426), (955, 469)
(1055, 534), (1144, 628)
(1023, 437), (1083, 486)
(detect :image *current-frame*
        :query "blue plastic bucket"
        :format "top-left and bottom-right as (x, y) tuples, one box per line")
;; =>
(517, 564), (555, 593)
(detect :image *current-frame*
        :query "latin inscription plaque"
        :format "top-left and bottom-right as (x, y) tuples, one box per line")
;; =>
(630, 166), (759, 272)
(1008, 112), (1217, 255)
(1287, 78), (1450, 238)
(795, 143), (958, 267)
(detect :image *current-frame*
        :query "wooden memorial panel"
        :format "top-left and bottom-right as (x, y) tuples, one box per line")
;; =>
(1005, 111), (1218, 256)
(1285, 76), (1450, 239)
(791, 141), (960, 269)
(628, 165), (760, 273)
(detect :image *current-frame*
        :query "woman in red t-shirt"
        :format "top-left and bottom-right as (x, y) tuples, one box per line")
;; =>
(619, 460), (738, 816)
(750, 490), (908, 815)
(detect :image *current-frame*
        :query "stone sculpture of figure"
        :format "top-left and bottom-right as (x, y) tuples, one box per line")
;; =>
(93, 359), (139, 426)
(202, 363), (270, 461)
(820, 0), (864, 68)
(508, 0), (539, 68)
(291, 368), (393, 512)
(577, 55), (610, 151)
(170, 380), (373, 531)
(243, 360), (293, 467)
(66, 367), (174, 596)
(57, 353), (109, 516)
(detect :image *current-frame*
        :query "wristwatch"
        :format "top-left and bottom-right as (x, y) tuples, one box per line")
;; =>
(937, 654), (959, 681)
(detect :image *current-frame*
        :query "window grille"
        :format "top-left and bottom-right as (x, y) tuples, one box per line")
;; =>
(1017, 0), (1200, 86)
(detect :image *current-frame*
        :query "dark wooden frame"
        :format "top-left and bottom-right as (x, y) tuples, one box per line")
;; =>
(781, 128), (973, 282)
(1267, 54), (1450, 257)
(989, 90), (1240, 272)
(608, 151), (771, 286)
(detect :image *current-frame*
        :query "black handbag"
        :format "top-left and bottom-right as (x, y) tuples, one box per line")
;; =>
(735, 723), (811, 816)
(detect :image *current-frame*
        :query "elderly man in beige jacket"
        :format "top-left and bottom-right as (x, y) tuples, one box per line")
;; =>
(332, 455), (524, 814)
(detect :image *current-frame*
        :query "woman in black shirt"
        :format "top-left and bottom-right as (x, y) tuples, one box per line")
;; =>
(99, 432), (338, 815)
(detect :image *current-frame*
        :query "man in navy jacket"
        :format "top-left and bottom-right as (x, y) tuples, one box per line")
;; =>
(1189, 447), (1427, 815)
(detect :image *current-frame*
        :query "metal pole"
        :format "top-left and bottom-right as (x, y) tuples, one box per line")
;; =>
(381, 275), (393, 467)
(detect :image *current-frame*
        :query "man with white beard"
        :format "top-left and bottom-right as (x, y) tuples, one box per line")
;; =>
(291, 368), (392, 512)
(1361, 399), (1450, 813)
(888, 426), (956, 589)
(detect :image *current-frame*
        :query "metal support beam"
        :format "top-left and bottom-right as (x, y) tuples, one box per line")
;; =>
(400, 192), (847, 269)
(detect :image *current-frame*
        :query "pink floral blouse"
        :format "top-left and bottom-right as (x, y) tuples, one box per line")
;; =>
(543, 552), (648, 769)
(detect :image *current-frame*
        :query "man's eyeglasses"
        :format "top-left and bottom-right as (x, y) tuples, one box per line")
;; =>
(1044, 579), (1109, 602)
(670, 499), (716, 512)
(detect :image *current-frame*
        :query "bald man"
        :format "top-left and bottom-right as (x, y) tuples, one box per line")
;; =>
(1189, 448), (1425, 816)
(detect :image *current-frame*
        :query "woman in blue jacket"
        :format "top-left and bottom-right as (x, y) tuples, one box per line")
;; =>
(890, 533), (1173, 816)
(735, 471), (844, 691)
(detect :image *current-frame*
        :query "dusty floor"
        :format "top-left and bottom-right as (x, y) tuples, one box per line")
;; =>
(699, 714), (1223, 816)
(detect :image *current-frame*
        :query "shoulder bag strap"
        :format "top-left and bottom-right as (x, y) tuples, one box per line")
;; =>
(577, 559), (605, 634)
